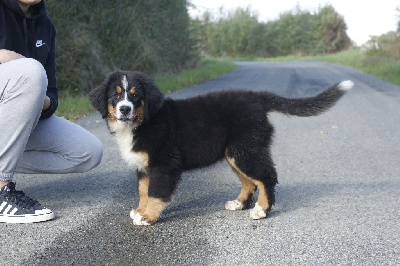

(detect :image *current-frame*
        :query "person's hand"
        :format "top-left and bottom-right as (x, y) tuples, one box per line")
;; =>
(43, 96), (51, 111)
(0, 49), (25, 63)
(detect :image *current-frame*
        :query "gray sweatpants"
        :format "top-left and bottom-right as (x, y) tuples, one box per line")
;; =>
(0, 58), (103, 181)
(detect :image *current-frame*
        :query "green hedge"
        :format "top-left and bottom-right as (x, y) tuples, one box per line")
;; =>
(46, 0), (198, 93)
(195, 5), (351, 57)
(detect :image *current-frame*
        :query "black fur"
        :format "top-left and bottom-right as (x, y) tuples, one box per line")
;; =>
(90, 70), (352, 223)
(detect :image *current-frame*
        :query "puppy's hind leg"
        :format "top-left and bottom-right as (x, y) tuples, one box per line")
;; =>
(249, 180), (275, 220)
(225, 157), (257, 211)
(226, 149), (277, 220)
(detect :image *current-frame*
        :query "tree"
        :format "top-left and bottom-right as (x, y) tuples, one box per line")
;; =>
(317, 5), (351, 53)
(196, 4), (351, 57)
(201, 7), (260, 57)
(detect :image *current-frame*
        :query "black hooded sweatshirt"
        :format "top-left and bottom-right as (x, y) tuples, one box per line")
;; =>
(0, 0), (57, 119)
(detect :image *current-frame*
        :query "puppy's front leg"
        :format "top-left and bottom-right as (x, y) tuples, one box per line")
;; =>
(132, 197), (168, 225)
(130, 171), (149, 223)
(131, 167), (180, 225)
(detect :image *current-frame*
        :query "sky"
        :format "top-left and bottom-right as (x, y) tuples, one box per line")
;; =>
(188, 0), (399, 46)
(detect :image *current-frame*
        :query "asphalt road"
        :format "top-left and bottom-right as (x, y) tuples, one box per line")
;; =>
(1, 61), (399, 265)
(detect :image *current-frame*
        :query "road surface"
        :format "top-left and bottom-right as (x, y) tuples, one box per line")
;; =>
(1, 61), (399, 265)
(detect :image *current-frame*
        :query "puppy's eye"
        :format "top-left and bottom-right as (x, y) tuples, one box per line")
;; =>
(130, 88), (136, 97)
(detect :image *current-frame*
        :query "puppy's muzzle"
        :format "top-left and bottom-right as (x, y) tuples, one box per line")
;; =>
(116, 103), (135, 124)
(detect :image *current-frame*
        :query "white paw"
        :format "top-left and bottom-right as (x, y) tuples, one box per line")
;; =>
(225, 199), (245, 211)
(129, 209), (137, 220)
(249, 203), (267, 220)
(130, 210), (151, 226)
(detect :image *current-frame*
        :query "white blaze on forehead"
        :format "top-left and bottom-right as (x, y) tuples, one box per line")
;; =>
(122, 75), (129, 91)
(115, 75), (134, 123)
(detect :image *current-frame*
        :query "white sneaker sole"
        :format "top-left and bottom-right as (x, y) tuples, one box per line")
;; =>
(0, 209), (55, 223)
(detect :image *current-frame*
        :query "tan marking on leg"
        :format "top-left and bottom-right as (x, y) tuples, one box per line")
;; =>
(136, 174), (149, 214)
(252, 180), (269, 210)
(226, 156), (256, 202)
(236, 173), (257, 203)
(141, 198), (168, 225)
(130, 174), (149, 221)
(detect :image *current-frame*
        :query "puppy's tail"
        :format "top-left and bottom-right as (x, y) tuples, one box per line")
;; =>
(267, 80), (354, 117)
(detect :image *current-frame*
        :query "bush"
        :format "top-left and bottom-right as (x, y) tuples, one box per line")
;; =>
(194, 4), (351, 57)
(365, 32), (400, 60)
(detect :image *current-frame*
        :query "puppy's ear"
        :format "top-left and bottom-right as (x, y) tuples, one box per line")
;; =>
(137, 72), (165, 120)
(89, 75), (111, 118)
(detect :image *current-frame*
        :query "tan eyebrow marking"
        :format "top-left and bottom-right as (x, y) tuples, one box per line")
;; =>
(130, 87), (136, 95)
(116, 86), (122, 94)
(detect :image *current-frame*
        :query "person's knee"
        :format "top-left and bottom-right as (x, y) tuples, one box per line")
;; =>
(91, 138), (104, 168)
(0, 59), (48, 119)
(19, 58), (48, 99)
(84, 137), (103, 171)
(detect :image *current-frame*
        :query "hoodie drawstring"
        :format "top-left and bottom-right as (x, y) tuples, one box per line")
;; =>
(22, 17), (36, 58)
(22, 17), (29, 56)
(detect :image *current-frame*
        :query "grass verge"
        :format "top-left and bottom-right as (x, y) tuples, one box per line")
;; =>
(56, 58), (237, 120)
(154, 58), (237, 92)
(254, 49), (400, 86)
(55, 93), (94, 121)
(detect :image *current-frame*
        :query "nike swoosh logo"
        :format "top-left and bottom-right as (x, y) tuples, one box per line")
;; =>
(36, 41), (45, 47)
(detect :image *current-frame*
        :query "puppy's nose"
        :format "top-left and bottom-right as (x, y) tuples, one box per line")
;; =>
(119, 106), (131, 116)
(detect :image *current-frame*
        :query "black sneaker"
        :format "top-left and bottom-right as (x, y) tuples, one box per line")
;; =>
(0, 182), (55, 223)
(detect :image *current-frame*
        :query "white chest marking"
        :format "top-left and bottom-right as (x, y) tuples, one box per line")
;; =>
(109, 122), (149, 172)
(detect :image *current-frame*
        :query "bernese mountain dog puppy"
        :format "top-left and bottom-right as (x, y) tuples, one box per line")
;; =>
(89, 70), (353, 225)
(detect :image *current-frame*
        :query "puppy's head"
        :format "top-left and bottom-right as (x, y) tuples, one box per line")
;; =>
(90, 71), (164, 127)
